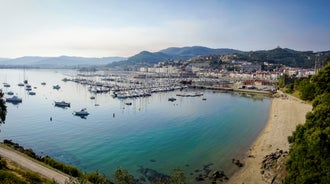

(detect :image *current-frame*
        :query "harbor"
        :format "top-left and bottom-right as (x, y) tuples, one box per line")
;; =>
(0, 68), (271, 183)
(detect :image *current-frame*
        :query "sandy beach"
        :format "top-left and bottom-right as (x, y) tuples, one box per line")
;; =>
(228, 93), (312, 184)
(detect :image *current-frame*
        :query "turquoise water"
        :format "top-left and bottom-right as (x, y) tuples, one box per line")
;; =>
(0, 69), (271, 182)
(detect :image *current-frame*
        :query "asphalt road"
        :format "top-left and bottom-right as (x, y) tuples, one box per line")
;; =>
(0, 146), (70, 184)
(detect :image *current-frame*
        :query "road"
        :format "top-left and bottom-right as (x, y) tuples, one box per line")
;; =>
(0, 146), (70, 184)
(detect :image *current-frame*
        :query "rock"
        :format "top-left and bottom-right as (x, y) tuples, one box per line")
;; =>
(232, 159), (244, 167)
(260, 149), (289, 184)
(195, 174), (204, 181)
(211, 170), (224, 180)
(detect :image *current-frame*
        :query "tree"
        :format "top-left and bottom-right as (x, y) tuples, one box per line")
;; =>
(0, 90), (6, 124)
(312, 62), (330, 96)
(114, 167), (134, 184)
(299, 78), (316, 101)
(170, 168), (185, 184)
(85, 170), (112, 184)
(285, 63), (330, 183)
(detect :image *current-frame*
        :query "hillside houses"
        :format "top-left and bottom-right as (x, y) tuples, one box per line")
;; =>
(139, 57), (315, 81)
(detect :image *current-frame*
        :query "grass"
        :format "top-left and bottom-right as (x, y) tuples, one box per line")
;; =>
(0, 156), (57, 184)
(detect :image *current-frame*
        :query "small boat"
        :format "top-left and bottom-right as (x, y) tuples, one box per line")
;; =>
(6, 96), (22, 104)
(18, 83), (24, 87)
(3, 83), (10, 87)
(41, 82), (46, 85)
(53, 85), (61, 90)
(7, 91), (14, 95)
(25, 84), (32, 91)
(28, 91), (36, 95)
(125, 102), (132, 105)
(73, 108), (89, 117)
(202, 98), (207, 101)
(168, 97), (177, 102)
(55, 101), (71, 108)
(90, 96), (96, 100)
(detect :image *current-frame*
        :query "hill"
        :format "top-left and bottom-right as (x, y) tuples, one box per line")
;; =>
(160, 46), (241, 57)
(106, 46), (242, 68)
(235, 47), (325, 68)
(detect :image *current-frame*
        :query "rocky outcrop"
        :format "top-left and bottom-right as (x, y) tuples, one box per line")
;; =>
(232, 158), (243, 167)
(260, 149), (288, 184)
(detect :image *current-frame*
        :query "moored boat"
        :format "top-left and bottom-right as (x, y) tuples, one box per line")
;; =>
(28, 91), (36, 95)
(53, 85), (61, 90)
(6, 96), (22, 104)
(55, 101), (71, 107)
(73, 108), (89, 117)
(3, 83), (10, 87)
(168, 97), (177, 102)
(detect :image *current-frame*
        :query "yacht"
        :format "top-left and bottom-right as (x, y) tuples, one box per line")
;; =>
(168, 97), (177, 102)
(55, 101), (71, 108)
(28, 91), (36, 95)
(53, 85), (61, 90)
(25, 85), (32, 91)
(73, 108), (89, 117)
(6, 96), (22, 104)
(3, 83), (10, 87)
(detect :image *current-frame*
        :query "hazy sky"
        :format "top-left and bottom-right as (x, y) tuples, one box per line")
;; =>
(1, 0), (329, 58)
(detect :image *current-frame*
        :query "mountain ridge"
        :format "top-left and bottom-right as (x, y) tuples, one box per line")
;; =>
(107, 46), (242, 68)
(0, 56), (126, 68)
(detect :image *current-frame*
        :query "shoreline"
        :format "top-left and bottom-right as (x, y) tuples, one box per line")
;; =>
(227, 93), (312, 183)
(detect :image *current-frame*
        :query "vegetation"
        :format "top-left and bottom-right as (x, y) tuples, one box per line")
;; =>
(43, 156), (83, 177)
(0, 155), (56, 184)
(0, 170), (27, 184)
(114, 167), (135, 184)
(85, 170), (112, 184)
(285, 61), (330, 183)
(0, 89), (6, 124)
(170, 168), (185, 184)
(236, 47), (316, 68)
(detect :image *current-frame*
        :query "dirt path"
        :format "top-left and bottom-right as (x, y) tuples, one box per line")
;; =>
(0, 146), (70, 184)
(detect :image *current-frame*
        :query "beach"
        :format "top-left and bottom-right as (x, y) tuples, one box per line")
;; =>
(228, 93), (312, 184)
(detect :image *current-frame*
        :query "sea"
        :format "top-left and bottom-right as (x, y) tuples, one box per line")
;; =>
(0, 69), (271, 183)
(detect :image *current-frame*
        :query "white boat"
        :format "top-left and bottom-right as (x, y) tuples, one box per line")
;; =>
(73, 108), (89, 116)
(53, 85), (61, 90)
(6, 96), (22, 104)
(55, 101), (70, 107)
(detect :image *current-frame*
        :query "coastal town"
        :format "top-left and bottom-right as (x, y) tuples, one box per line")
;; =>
(1, 0), (329, 183)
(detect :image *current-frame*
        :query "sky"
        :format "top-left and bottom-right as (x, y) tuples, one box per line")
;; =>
(0, 0), (329, 58)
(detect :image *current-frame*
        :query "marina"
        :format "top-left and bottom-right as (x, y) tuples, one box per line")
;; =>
(0, 69), (271, 183)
